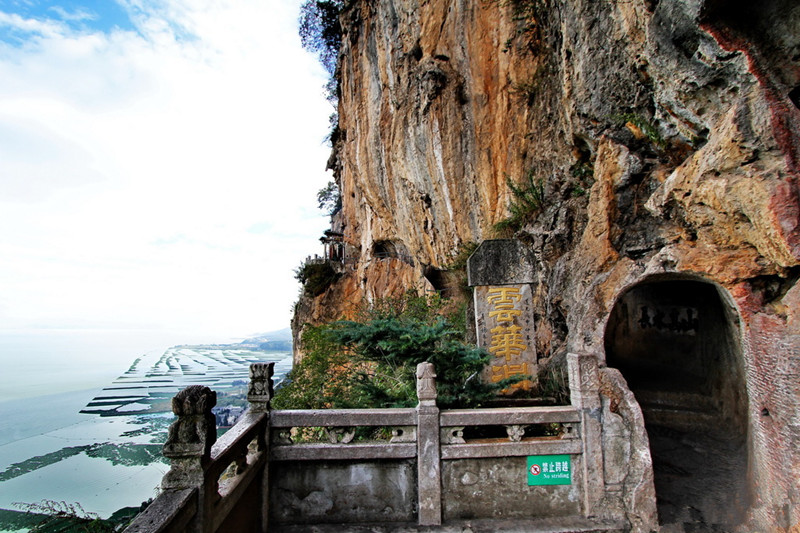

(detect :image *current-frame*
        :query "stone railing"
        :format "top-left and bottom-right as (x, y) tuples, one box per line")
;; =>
(125, 364), (274, 533)
(125, 355), (624, 532)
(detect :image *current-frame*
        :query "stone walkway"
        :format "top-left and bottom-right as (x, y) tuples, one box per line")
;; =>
(271, 517), (628, 532)
(638, 389), (750, 533)
(649, 423), (749, 532)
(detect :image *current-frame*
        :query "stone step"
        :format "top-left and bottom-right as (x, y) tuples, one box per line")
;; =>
(271, 517), (629, 533)
(634, 389), (717, 412)
(634, 390), (720, 431)
(642, 406), (719, 432)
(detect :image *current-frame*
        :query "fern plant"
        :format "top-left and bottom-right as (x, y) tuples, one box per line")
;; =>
(494, 170), (545, 235)
(611, 113), (666, 149)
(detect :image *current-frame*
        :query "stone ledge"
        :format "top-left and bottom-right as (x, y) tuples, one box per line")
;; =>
(271, 408), (417, 427)
(271, 442), (417, 461)
(124, 488), (197, 533)
(440, 438), (582, 460)
(441, 406), (580, 426)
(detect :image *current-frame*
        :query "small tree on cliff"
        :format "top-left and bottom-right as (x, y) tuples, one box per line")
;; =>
(316, 180), (342, 215)
(298, 1), (344, 77)
(299, 1), (343, 143)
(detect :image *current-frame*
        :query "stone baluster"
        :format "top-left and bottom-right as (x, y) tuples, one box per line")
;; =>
(324, 427), (356, 443)
(390, 426), (417, 443)
(567, 352), (605, 518)
(562, 422), (579, 439)
(162, 385), (217, 491)
(415, 362), (441, 526)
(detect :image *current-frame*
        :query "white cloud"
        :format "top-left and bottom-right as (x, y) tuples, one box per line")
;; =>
(0, 0), (334, 339)
(0, 10), (67, 40)
(47, 5), (97, 23)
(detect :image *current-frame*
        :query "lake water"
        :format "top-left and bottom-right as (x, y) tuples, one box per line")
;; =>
(0, 329), (225, 401)
(0, 329), (293, 530)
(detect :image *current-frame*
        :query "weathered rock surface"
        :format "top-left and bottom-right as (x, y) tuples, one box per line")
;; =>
(293, 1), (800, 530)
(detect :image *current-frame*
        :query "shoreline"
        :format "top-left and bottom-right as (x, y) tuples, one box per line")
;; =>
(0, 345), (293, 522)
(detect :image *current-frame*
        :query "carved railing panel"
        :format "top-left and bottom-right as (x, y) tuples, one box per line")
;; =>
(506, 424), (526, 442)
(272, 429), (293, 446)
(268, 408), (418, 453)
(441, 426), (465, 444)
(324, 426), (356, 443)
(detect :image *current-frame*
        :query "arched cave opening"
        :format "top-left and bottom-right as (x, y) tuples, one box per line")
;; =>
(423, 266), (447, 293)
(422, 266), (461, 298)
(372, 240), (398, 258)
(604, 278), (751, 530)
(372, 240), (411, 264)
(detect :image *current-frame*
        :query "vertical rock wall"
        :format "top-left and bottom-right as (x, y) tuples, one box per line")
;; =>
(293, 0), (800, 529)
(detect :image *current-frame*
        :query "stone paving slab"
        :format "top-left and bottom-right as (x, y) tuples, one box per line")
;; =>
(271, 517), (628, 533)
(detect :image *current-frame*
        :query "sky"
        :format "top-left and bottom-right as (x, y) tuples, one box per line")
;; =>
(0, 0), (335, 341)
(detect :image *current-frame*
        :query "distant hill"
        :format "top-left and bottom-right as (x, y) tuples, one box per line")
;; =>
(239, 328), (292, 351)
(173, 328), (292, 352)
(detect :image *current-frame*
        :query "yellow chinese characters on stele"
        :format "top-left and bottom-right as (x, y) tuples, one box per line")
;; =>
(486, 287), (533, 391)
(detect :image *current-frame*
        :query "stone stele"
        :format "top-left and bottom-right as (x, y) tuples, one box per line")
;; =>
(468, 240), (537, 392)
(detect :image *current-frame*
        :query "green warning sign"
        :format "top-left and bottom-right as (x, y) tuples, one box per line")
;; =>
(527, 455), (571, 486)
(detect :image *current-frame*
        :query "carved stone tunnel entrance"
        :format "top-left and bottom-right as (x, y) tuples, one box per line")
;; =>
(604, 277), (751, 531)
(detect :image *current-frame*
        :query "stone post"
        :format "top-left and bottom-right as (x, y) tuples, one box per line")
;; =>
(247, 362), (274, 412)
(567, 353), (605, 518)
(416, 362), (442, 526)
(247, 362), (274, 533)
(162, 385), (217, 490)
(161, 385), (217, 533)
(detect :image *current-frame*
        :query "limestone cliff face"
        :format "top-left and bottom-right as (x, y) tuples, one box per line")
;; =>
(293, 0), (800, 529)
(333, 1), (555, 268)
(298, 0), (800, 344)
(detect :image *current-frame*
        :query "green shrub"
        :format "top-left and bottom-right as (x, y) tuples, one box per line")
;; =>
(271, 325), (356, 409)
(329, 317), (494, 408)
(570, 185), (587, 198)
(355, 289), (450, 325)
(273, 292), (524, 410)
(294, 260), (339, 296)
